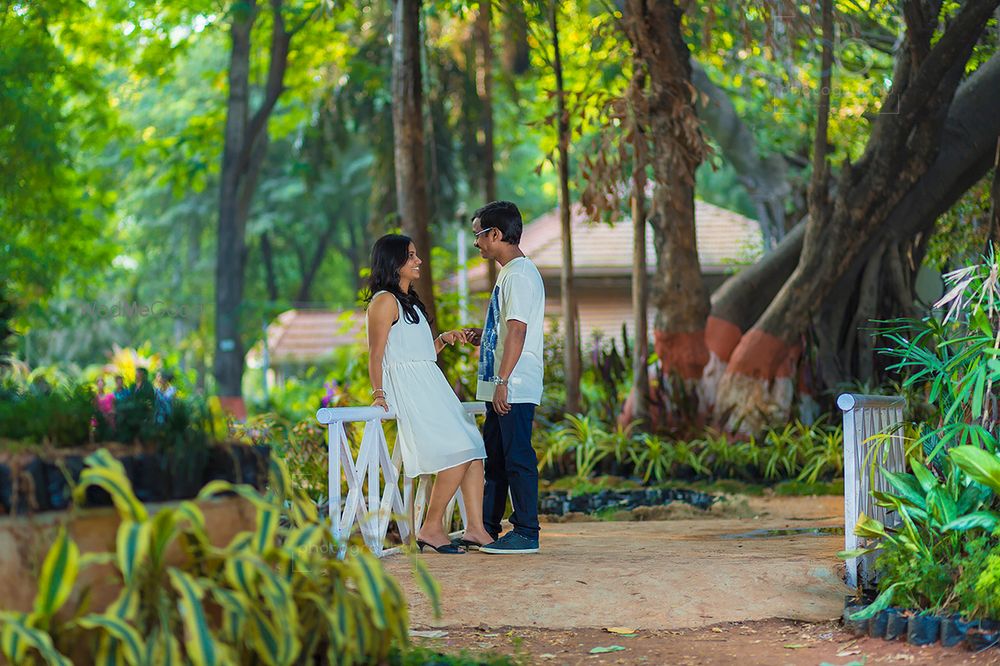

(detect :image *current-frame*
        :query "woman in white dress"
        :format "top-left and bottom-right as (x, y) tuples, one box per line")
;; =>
(366, 234), (493, 553)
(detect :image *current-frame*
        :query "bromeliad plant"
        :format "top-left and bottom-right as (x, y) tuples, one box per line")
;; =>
(0, 449), (433, 665)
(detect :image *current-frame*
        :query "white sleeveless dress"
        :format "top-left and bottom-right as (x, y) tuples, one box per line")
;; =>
(369, 292), (486, 477)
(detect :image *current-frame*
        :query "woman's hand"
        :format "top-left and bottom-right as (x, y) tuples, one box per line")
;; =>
(438, 329), (469, 346)
(372, 396), (389, 412)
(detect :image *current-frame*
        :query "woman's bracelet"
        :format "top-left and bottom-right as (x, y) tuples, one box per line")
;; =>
(371, 388), (386, 397)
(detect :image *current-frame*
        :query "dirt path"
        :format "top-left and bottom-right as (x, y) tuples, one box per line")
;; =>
(383, 495), (848, 631)
(411, 619), (1000, 665)
(387, 494), (999, 663)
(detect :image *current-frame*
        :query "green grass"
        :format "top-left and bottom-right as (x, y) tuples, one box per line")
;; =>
(541, 475), (642, 495)
(656, 478), (768, 496)
(391, 645), (520, 665)
(772, 479), (845, 496)
(541, 475), (845, 499)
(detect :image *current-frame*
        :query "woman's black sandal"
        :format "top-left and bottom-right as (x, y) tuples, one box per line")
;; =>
(450, 537), (491, 551)
(416, 539), (464, 554)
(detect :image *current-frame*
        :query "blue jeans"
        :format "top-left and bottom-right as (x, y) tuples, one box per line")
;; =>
(482, 402), (539, 540)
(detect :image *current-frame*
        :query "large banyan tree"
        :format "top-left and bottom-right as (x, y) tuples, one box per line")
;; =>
(591, 0), (1000, 432)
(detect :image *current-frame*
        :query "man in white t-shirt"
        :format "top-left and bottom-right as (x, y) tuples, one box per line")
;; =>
(463, 200), (545, 554)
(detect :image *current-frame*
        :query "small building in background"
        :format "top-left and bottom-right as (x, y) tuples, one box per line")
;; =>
(246, 309), (365, 386)
(465, 200), (763, 349)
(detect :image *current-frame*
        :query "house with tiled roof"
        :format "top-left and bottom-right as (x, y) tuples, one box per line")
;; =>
(466, 200), (763, 347)
(245, 309), (365, 384)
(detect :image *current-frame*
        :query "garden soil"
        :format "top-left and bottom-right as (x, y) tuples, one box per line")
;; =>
(411, 619), (1000, 665)
(384, 494), (999, 663)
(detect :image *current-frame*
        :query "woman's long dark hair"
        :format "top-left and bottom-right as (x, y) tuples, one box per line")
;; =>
(365, 234), (430, 325)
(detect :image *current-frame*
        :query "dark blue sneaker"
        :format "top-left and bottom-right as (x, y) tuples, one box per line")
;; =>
(479, 531), (539, 554)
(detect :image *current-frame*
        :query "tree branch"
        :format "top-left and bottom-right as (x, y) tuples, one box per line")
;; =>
(238, 0), (292, 174)
(296, 217), (338, 304)
(885, 51), (1000, 242)
(807, 0), (834, 221)
(897, 0), (999, 128)
(902, 0), (933, 66)
(691, 61), (792, 248)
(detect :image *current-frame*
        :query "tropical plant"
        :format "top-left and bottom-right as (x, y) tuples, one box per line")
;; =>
(598, 420), (640, 474)
(269, 417), (330, 500)
(0, 288), (14, 367)
(534, 410), (843, 485)
(842, 453), (996, 619)
(534, 421), (570, 476)
(0, 380), (95, 447)
(562, 414), (612, 481)
(629, 433), (677, 484)
(670, 437), (711, 478)
(759, 422), (807, 481)
(876, 251), (1000, 456)
(797, 418), (845, 483)
(700, 428), (751, 479)
(952, 533), (1000, 621)
(580, 332), (631, 425)
(0, 449), (432, 665)
(842, 253), (1000, 619)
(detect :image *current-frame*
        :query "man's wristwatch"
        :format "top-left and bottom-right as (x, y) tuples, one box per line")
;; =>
(491, 376), (509, 386)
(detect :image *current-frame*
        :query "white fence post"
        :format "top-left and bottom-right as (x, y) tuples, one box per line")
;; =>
(838, 393), (906, 589)
(317, 402), (486, 557)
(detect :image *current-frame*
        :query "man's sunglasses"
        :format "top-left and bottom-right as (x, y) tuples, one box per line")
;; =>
(473, 227), (496, 238)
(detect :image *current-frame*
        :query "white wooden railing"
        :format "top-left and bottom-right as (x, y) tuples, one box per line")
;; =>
(838, 393), (907, 589)
(315, 402), (485, 556)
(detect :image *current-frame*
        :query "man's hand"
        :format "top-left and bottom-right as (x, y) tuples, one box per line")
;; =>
(463, 327), (483, 346)
(492, 383), (511, 415)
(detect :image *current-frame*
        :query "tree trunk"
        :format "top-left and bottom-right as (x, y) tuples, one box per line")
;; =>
(550, 1), (581, 414)
(623, 0), (709, 394)
(477, 0), (498, 286)
(701, 223), (805, 410)
(715, 2), (1000, 430)
(295, 217), (338, 305)
(630, 74), (650, 425)
(391, 0), (438, 327)
(989, 139), (1000, 250)
(260, 231), (280, 304)
(347, 212), (366, 292)
(214, 0), (295, 399)
(214, 2), (256, 399)
(807, 0), (834, 230)
(500, 0), (530, 75)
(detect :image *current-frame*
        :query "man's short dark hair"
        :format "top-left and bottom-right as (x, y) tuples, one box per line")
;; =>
(473, 200), (523, 244)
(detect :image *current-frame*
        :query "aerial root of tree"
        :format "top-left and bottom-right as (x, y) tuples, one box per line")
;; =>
(698, 316), (743, 410)
(712, 329), (800, 433)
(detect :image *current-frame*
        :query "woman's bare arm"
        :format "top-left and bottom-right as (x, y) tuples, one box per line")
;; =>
(367, 293), (397, 409)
